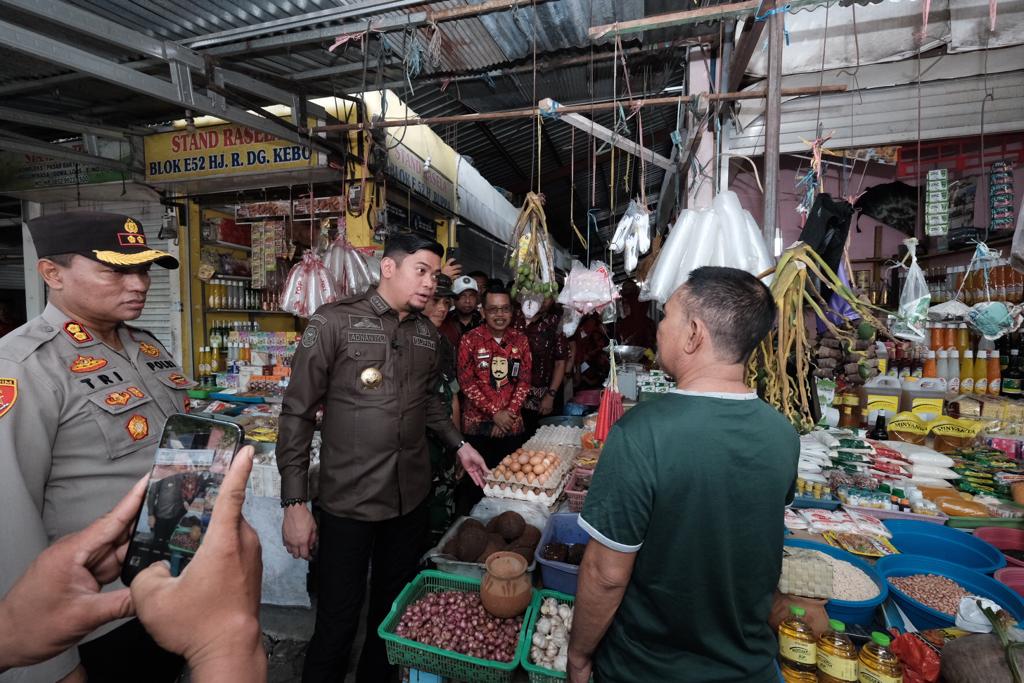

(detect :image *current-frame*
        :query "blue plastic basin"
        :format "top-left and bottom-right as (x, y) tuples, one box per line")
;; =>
(784, 539), (888, 626)
(876, 553), (1024, 630)
(884, 519), (1006, 575)
(536, 513), (590, 595)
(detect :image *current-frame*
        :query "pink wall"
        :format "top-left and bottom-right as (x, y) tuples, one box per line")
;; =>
(727, 152), (1024, 264)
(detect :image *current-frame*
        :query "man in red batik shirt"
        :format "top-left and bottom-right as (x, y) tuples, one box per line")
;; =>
(456, 285), (532, 513)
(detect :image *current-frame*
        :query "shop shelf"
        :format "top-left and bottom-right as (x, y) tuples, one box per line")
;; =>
(520, 589), (575, 683)
(842, 504), (948, 525)
(207, 309), (291, 314)
(212, 273), (252, 281)
(790, 494), (841, 510)
(377, 570), (532, 683)
(203, 240), (252, 251)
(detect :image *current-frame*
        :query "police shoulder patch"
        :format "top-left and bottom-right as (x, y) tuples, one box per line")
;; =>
(301, 325), (320, 348)
(0, 377), (17, 419)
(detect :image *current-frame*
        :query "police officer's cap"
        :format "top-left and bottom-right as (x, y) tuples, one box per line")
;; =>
(27, 211), (179, 270)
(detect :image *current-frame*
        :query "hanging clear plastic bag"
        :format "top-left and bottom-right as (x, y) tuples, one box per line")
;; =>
(610, 198), (651, 275)
(560, 306), (582, 337)
(280, 251), (339, 318)
(324, 235), (350, 295)
(557, 260), (617, 313)
(343, 248), (374, 296)
(968, 301), (1022, 341)
(890, 238), (930, 343)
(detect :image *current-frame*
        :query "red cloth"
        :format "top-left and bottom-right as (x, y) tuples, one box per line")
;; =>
(512, 309), (568, 410)
(457, 325), (532, 435)
(440, 309), (482, 348)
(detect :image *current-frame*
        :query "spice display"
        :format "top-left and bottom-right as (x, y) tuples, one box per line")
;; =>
(395, 591), (523, 662)
(529, 597), (574, 673)
(889, 574), (969, 616)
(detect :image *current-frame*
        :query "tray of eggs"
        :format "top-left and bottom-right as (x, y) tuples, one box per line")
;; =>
(484, 447), (572, 495)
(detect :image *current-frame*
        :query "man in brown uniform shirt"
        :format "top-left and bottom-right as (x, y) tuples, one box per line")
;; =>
(276, 233), (488, 683)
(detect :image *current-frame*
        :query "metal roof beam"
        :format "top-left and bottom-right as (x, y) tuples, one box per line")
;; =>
(0, 132), (133, 173)
(0, 0), (333, 121)
(0, 105), (135, 139)
(0, 19), (338, 157)
(589, 0), (827, 40)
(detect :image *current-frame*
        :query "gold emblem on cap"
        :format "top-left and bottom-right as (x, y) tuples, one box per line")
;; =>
(360, 367), (383, 389)
(124, 218), (139, 233)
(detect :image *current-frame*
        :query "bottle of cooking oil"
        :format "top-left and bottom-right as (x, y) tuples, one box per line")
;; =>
(817, 619), (858, 682)
(859, 631), (903, 683)
(778, 605), (817, 682)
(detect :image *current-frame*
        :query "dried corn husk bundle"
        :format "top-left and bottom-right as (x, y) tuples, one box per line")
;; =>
(747, 243), (887, 433)
(509, 192), (558, 299)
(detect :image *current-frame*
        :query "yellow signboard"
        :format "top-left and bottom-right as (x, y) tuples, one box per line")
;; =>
(144, 119), (319, 182)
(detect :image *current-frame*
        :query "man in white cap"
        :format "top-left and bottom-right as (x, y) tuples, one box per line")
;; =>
(440, 274), (483, 347)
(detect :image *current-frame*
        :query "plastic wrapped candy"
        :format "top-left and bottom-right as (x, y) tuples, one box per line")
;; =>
(324, 235), (350, 295)
(280, 251), (339, 318)
(343, 248), (375, 296)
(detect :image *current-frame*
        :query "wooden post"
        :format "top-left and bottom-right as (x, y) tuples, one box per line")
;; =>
(762, 8), (784, 252)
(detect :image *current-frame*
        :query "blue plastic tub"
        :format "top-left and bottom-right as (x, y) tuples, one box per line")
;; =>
(884, 519), (1006, 575)
(876, 554), (1024, 630)
(536, 513), (589, 595)
(784, 539), (888, 626)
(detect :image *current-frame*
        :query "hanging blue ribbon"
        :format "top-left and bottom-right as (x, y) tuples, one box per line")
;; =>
(754, 1), (792, 46)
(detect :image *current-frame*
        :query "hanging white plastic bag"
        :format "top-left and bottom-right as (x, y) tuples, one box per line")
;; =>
(890, 238), (930, 343)
(557, 260), (617, 313)
(280, 251), (339, 318)
(642, 209), (697, 303)
(343, 248), (374, 296)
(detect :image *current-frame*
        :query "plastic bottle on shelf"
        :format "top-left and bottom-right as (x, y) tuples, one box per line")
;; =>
(209, 321), (222, 350)
(817, 619), (859, 683)
(779, 605), (818, 682)
(936, 349), (949, 383)
(956, 323), (970, 357)
(975, 350), (989, 395)
(923, 350), (937, 378)
(1002, 349), (1023, 398)
(960, 350), (975, 394)
(947, 349), (961, 394)
(989, 351), (1002, 395)
(858, 631), (902, 683)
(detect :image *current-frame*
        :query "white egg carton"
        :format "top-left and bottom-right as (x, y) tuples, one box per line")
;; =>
(482, 469), (573, 508)
(528, 425), (585, 448)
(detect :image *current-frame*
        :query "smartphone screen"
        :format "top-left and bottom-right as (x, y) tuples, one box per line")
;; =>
(121, 414), (245, 585)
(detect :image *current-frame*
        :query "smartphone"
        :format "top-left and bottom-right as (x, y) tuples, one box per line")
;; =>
(121, 414), (245, 585)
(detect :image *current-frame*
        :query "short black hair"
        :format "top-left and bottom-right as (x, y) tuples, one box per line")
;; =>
(483, 286), (511, 307)
(383, 232), (444, 261)
(678, 267), (776, 364)
(467, 270), (488, 279)
(44, 253), (76, 267)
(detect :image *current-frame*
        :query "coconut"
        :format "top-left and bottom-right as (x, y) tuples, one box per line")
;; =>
(461, 518), (486, 534)
(566, 543), (585, 566)
(509, 545), (536, 564)
(476, 539), (505, 563)
(492, 511), (526, 542)
(515, 525), (542, 549)
(456, 526), (488, 563)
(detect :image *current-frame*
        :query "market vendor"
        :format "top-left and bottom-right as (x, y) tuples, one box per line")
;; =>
(275, 233), (489, 683)
(513, 295), (568, 432)
(567, 267), (799, 683)
(455, 285), (532, 513)
(0, 211), (193, 683)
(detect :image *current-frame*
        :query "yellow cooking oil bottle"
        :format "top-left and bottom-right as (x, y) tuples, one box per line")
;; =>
(859, 631), (903, 683)
(817, 619), (858, 682)
(778, 605), (818, 682)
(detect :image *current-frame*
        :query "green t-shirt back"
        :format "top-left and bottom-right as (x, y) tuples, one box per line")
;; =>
(580, 391), (799, 683)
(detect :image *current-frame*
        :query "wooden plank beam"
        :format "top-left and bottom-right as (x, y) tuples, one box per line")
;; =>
(762, 3), (784, 249)
(311, 85), (847, 132)
(546, 101), (674, 172)
(728, 8), (769, 93)
(588, 0), (825, 40)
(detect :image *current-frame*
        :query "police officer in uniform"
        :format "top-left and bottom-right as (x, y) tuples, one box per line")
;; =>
(276, 233), (489, 683)
(0, 211), (195, 683)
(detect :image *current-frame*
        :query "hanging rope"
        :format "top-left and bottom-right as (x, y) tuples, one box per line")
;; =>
(569, 127), (588, 249)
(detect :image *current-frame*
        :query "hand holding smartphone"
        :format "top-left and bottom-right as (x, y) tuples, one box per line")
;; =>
(121, 415), (245, 585)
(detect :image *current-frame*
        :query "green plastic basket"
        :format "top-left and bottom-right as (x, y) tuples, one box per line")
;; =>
(520, 589), (575, 683)
(377, 569), (533, 683)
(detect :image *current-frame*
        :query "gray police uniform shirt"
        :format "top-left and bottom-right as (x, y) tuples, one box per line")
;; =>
(0, 303), (195, 682)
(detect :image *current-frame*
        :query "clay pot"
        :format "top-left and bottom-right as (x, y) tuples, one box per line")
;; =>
(480, 551), (532, 618)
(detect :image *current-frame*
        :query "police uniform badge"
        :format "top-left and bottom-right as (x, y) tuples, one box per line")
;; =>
(139, 342), (161, 358)
(360, 367), (383, 389)
(70, 355), (107, 373)
(0, 378), (17, 419)
(126, 414), (149, 441)
(64, 321), (93, 344)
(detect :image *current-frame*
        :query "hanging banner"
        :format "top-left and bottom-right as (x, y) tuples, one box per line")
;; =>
(0, 139), (130, 191)
(144, 118), (322, 182)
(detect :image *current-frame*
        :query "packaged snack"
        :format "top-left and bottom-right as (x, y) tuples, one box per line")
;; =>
(785, 507), (810, 531)
(822, 531), (899, 557)
(846, 510), (893, 538)
(929, 417), (984, 453)
(888, 412), (929, 445)
(800, 510), (859, 535)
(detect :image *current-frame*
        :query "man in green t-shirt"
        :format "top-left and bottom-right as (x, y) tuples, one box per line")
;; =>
(568, 267), (799, 683)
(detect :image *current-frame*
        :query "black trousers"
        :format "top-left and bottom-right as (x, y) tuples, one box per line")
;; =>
(302, 500), (429, 683)
(453, 431), (527, 517)
(78, 618), (185, 683)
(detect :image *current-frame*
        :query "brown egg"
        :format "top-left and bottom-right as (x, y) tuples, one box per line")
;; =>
(522, 464), (533, 474)
(518, 453), (531, 465)
(539, 473), (550, 484)
(527, 472), (537, 484)
(510, 461), (522, 473)
(529, 455), (542, 466)
(515, 472), (526, 483)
